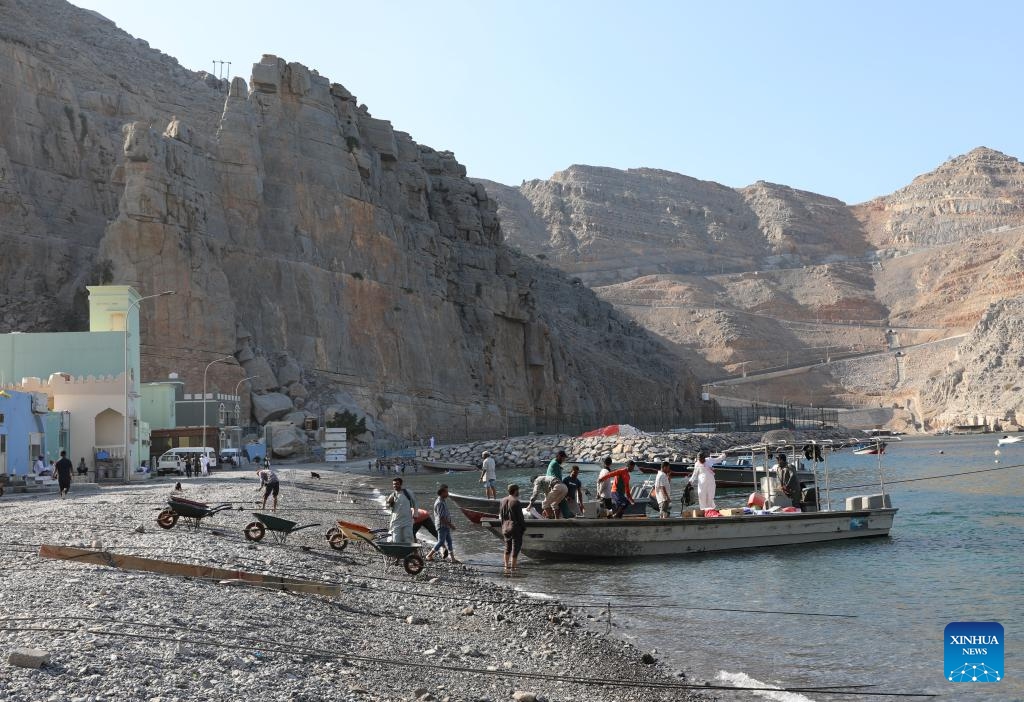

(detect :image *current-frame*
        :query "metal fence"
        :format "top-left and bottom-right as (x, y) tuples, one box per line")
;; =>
(495, 403), (837, 440)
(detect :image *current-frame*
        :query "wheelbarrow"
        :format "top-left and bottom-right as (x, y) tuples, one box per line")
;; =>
(325, 519), (388, 552)
(157, 496), (234, 531)
(244, 512), (321, 545)
(346, 529), (425, 575)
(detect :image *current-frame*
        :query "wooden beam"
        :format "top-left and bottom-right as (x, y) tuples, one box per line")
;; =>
(38, 545), (340, 598)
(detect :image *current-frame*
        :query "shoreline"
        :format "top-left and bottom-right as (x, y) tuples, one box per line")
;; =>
(0, 464), (714, 701)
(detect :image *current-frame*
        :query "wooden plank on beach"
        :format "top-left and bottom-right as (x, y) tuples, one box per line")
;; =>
(38, 545), (340, 598)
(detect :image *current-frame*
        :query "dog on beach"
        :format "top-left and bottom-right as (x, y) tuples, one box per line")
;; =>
(310, 471), (321, 479)
(174, 482), (182, 491)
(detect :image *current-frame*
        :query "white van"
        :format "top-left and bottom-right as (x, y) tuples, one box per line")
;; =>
(157, 447), (218, 475)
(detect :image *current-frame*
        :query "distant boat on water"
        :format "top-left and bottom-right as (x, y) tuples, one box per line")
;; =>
(418, 460), (478, 473)
(997, 435), (1023, 447)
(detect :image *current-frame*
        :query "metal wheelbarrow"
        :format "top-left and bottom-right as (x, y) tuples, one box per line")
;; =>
(244, 512), (321, 545)
(325, 519), (388, 552)
(157, 496), (234, 531)
(345, 529), (424, 575)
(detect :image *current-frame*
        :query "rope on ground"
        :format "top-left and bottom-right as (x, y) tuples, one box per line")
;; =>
(0, 620), (937, 697)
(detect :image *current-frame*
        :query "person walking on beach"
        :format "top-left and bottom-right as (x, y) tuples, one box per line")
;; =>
(54, 451), (73, 498)
(426, 484), (460, 562)
(499, 483), (526, 576)
(654, 461), (672, 518)
(192, 455), (201, 478)
(688, 451), (717, 511)
(386, 477), (416, 543)
(257, 465), (280, 512)
(480, 450), (497, 499)
(200, 454), (210, 476)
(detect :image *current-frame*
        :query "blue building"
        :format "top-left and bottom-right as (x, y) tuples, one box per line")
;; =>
(0, 390), (48, 476)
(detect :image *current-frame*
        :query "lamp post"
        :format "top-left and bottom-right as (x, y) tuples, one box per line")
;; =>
(202, 355), (235, 461)
(233, 375), (257, 426)
(123, 290), (175, 484)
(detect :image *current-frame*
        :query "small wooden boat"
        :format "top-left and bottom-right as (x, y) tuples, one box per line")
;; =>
(418, 460), (478, 473)
(851, 442), (886, 455)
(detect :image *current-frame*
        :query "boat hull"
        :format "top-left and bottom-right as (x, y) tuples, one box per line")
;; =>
(483, 508), (897, 559)
(418, 460), (478, 473)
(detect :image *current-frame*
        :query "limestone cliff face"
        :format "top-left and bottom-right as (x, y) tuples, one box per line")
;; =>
(478, 167), (870, 287)
(0, 0), (696, 434)
(923, 297), (1024, 428)
(853, 148), (1024, 250)
(482, 152), (1024, 429)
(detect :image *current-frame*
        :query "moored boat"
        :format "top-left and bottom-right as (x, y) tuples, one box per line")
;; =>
(482, 497), (896, 558)
(418, 460), (478, 473)
(451, 483), (654, 523)
(997, 435), (1022, 447)
(635, 452), (815, 488)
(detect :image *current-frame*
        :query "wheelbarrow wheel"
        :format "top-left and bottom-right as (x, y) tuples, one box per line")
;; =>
(403, 554), (424, 575)
(244, 521), (266, 542)
(327, 532), (348, 551)
(157, 509), (178, 529)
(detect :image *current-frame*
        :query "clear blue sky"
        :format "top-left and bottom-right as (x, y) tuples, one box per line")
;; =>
(73, 0), (1022, 204)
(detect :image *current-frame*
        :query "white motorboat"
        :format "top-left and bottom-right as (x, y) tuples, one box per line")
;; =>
(997, 435), (1022, 447)
(481, 439), (896, 559)
(483, 496), (896, 559)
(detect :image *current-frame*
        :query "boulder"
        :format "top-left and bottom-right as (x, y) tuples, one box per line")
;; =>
(241, 356), (279, 392)
(277, 354), (303, 386)
(265, 421), (306, 457)
(252, 393), (293, 424)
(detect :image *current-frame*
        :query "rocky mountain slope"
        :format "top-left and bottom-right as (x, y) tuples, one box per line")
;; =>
(0, 0), (699, 437)
(481, 151), (1024, 430)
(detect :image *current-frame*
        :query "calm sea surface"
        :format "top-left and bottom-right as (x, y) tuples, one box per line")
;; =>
(370, 435), (1023, 701)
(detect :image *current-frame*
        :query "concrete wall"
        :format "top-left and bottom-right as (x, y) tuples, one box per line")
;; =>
(0, 390), (47, 476)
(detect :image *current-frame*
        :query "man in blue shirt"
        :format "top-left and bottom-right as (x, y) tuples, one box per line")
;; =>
(426, 484), (459, 562)
(563, 464), (584, 517)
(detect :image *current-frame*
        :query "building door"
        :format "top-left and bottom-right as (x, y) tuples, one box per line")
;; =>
(29, 432), (43, 464)
(0, 434), (6, 475)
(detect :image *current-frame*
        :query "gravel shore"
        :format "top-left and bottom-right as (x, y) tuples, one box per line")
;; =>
(0, 465), (716, 702)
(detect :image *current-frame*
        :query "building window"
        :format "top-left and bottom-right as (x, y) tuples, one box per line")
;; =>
(218, 403), (226, 425)
(0, 413), (5, 425)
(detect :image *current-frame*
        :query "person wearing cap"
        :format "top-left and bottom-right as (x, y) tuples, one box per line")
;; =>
(688, 450), (717, 511)
(541, 449), (570, 518)
(654, 461), (672, 518)
(775, 451), (802, 509)
(480, 450), (497, 499)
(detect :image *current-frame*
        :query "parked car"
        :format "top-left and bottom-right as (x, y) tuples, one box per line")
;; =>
(219, 448), (242, 466)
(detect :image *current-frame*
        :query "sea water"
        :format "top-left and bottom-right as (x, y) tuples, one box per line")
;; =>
(390, 434), (1023, 701)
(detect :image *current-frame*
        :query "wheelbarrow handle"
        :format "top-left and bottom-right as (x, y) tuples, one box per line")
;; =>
(290, 522), (322, 533)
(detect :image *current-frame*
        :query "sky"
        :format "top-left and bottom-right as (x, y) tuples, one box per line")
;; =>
(72, 0), (1023, 204)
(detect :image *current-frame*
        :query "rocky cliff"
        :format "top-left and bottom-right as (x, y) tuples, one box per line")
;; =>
(481, 152), (1024, 429)
(0, 0), (698, 437)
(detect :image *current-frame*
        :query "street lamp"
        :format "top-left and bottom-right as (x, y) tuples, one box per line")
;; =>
(233, 375), (257, 425)
(123, 290), (175, 484)
(202, 355), (235, 461)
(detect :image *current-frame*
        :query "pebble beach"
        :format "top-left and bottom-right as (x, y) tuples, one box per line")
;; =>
(0, 465), (715, 702)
